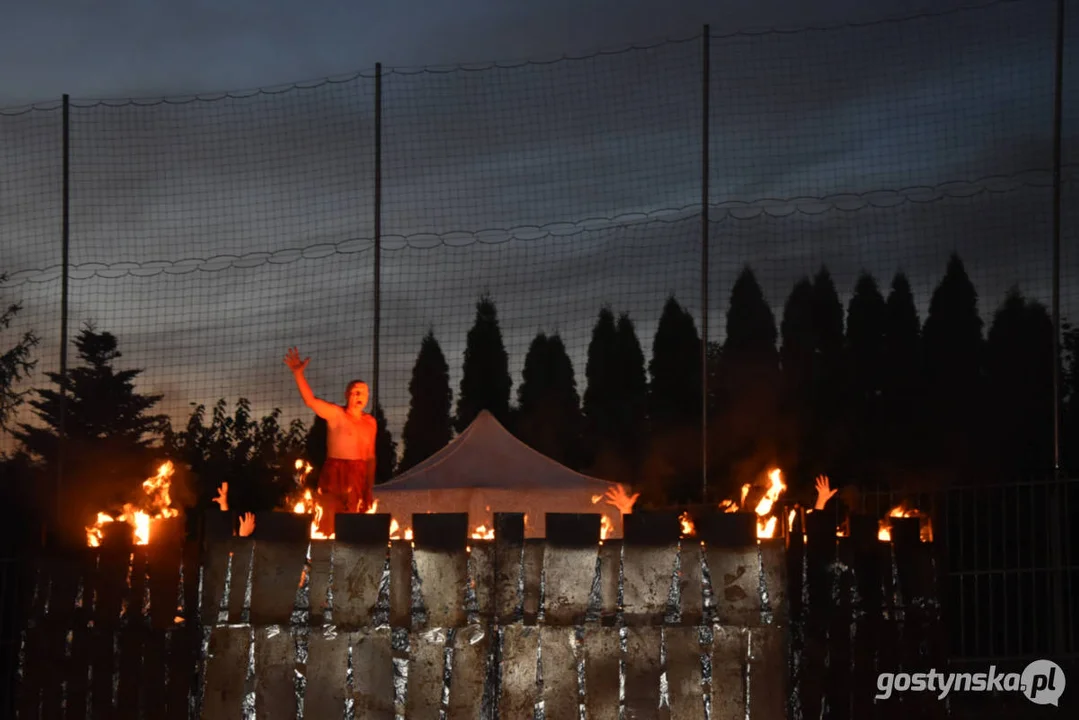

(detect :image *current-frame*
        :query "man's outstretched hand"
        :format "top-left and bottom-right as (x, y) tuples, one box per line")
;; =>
(605, 484), (640, 516)
(814, 475), (838, 510)
(213, 482), (229, 512)
(284, 347), (310, 373)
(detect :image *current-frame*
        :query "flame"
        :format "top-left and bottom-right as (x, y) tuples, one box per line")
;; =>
(717, 468), (787, 540)
(471, 524), (495, 540)
(590, 494), (602, 504)
(290, 487), (334, 540)
(86, 462), (180, 547)
(877, 503), (932, 542)
(679, 512), (695, 537)
(365, 499), (379, 514)
(599, 515), (613, 541)
(388, 518), (413, 541)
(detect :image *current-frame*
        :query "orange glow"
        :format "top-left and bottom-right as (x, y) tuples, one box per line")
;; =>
(389, 518), (413, 541)
(679, 511), (695, 537)
(877, 503), (932, 542)
(717, 468), (787, 541)
(599, 515), (613, 541)
(471, 524), (495, 540)
(86, 461), (180, 547)
(290, 488), (334, 540)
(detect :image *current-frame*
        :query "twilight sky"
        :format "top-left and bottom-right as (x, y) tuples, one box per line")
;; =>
(0, 0), (1076, 455)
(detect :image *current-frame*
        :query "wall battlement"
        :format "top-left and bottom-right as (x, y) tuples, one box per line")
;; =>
(14, 510), (942, 719)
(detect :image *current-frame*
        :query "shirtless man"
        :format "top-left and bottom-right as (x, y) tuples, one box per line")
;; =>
(284, 347), (377, 535)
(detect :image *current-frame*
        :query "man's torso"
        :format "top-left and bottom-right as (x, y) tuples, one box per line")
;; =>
(326, 410), (376, 461)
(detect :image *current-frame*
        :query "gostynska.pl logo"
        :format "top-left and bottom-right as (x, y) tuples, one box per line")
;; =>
(875, 659), (1065, 706)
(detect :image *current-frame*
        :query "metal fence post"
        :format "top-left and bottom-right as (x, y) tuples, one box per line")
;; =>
(373, 64), (382, 413)
(1049, 0), (1067, 657)
(56, 94), (71, 543)
(700, 26), (711, 503)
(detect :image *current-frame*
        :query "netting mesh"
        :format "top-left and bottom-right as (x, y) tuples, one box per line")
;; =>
(379, 216), (700, 435)
(380, 38), (701, 235)
(0, 105), (63, 451)
(0, 0), (1077, 463)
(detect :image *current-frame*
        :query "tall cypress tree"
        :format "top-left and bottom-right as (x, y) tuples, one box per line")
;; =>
(582, 308), (648, 483)
(647, 295), (701, 428)
(986, 289), (1054, 475)
(517, 333), (582, 467)
(779, 277), (815, 475)
(372, 403), (398, 483)
(715, 267), (780, 496)
(845, 272), (887, 477)
(881, 271), (923, 472)
(922, 254), (985, 479)
(455, 295), (512, 432)
(400, 330), (453, 472)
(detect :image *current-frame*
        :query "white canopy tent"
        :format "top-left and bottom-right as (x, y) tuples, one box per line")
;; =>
(373, 410), (624, 538)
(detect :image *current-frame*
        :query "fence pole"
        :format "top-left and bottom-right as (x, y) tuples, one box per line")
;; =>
(55, 94), (71, 543)
(372, 63), (382, 413)
(700, 26), (711, 503)
(1049, 0), (1067, 657)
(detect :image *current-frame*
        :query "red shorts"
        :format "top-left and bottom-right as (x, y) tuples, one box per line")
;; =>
(316, 458), (372, 534)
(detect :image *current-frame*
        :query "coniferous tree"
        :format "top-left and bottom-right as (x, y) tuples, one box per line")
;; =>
(400, 330), (453, 472)
(455, 295), (512, 432)
(0, 279), (40, 547)
(372, 403), (398, 483)
(845, 272), (887, 478)
(517, 333), (582, 468)
(647, 296), (702, 428)
(582, 309), (648, 483)
(922, 254), (985, 480)
(714, 267), (780, 497)
(809, 267), (847, 477)
(14, 325), (167, 541)
(881, 271), (923, 473)
(779, 277), (815, 476)
(0, 280), (38, 434)
(986, 289), (1054, 475)
(582, 308), (619, 469)
(613, 312), (648, 452)
(644, 296), (702, 504)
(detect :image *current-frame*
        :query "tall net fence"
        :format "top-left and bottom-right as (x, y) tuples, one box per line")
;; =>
(0, 0), (1077, 672)
(0, 10), (1072, 443)
(4, 0), (1074, 454)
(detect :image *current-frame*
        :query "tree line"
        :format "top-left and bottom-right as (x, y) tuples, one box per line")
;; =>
(1, 253), (1077, 544)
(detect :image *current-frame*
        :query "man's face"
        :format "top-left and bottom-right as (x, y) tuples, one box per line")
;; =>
(346, 382), (369, 410)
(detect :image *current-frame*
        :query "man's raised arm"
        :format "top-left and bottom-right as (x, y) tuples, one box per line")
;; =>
(283, 347), (343, 421)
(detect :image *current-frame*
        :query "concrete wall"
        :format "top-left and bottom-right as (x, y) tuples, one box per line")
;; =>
(12, 510), (944, 719)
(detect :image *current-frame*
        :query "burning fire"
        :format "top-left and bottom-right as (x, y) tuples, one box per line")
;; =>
(471, 524), (495, 540)
(86, 461), (180, 547)
(679, 511), (695, 537)
(877, 503), (932, 542)
(600, 514), (613, 541)
(290, 487), (333, 540)
(717, 468), (786, 540)
(388, 518), (413, 541)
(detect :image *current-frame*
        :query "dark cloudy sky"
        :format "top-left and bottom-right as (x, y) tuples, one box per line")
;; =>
(1, 0), (1076, 455)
